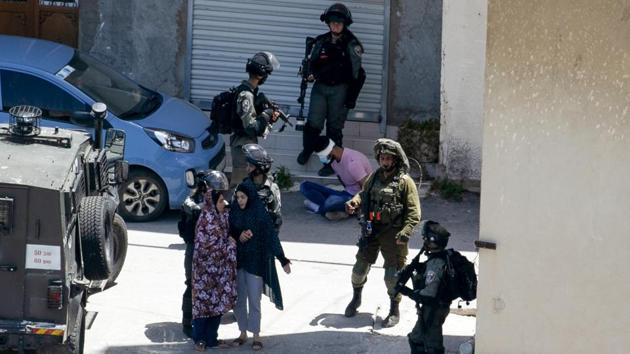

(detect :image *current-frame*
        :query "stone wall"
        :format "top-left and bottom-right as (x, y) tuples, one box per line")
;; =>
(79, 0), (188, 97)
(387, 0), (443, 125)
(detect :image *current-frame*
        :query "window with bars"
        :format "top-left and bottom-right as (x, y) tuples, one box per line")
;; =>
(39, 0), (78, 7)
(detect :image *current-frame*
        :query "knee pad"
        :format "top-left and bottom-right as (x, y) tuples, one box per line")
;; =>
(384, 266), (399, 282)
(351, 259), (371, 286)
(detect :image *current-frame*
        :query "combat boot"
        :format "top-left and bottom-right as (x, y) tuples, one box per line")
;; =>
(344, 287), (363, 317)
(382, 298), (400, 327)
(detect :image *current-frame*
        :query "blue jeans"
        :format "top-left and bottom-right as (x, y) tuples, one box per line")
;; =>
(192, 315), (221, 347)
(300, 181), (352, 215)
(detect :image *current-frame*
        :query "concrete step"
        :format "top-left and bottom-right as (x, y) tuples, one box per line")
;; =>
(224, 144), (379, 174)
(222, 132), (379, 159)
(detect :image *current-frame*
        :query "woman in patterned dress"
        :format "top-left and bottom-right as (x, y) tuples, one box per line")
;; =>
(191, 171), (236, 351)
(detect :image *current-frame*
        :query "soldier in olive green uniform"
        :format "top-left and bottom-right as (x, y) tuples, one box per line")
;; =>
(344, 138), (421, 327)
(395, 220), (452, 354)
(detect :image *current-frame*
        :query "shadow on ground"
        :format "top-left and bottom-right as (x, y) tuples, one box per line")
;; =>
(106, 330), (470, 353)
(309, 313), (375, 329)
(144, 322), (188, 344)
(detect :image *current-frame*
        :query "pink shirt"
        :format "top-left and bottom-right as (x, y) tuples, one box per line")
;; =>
(332, 147), (373, 196)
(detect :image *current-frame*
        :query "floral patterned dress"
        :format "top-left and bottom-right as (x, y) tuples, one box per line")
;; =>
(192, 206), (237, 319)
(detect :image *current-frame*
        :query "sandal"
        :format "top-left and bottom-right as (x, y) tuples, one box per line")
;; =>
(252, 341), (263, 351)
(213, 340), (230, 349)
(194, 341), (206, 352)
(231, 337), (246, 347)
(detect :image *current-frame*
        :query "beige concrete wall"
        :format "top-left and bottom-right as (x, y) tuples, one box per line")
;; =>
(440, 0), (487, 182)
(477, 1), (630, 353)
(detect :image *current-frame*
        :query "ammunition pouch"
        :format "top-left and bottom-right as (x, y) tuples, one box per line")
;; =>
(368, 204), (403, 228)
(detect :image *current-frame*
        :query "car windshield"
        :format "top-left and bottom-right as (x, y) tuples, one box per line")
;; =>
(61, 52), (161, 119)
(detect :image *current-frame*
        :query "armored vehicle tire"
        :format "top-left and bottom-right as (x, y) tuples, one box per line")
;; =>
(118, 169), (168, 222)
(109, 213), (128, 282)
(79, 196), (114, 281)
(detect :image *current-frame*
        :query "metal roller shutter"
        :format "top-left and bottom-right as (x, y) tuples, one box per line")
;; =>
(187, 0), (388, 122)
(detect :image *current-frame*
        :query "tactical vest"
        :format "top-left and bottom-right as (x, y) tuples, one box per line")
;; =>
(366, 171), (406, 228)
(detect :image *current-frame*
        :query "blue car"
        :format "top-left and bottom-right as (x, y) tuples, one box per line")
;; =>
(0, 35), (225, 221)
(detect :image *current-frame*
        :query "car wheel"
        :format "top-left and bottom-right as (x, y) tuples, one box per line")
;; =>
(79, 196), (114, 281)
(109, 213), (128, 282)
(118, 169), (168, 222)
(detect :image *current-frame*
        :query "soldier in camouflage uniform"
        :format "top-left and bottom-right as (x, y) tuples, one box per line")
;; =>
(235, 144), (282, 232)
(395, 220), (452, 354)
(230, 52), (281, 187)
(344, 138), (421, 327)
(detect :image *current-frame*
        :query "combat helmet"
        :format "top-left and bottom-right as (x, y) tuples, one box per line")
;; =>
(242, 143), (273, 174)
(373, 138), (410, 172)
(198, 170), (230, 191)
(246, 52), (280, 83)
(421, 220), (451, 250)
(320, 3), (353, 26)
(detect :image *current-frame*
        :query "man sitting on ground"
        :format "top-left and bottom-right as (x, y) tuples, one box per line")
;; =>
(300, 135), (372, 220)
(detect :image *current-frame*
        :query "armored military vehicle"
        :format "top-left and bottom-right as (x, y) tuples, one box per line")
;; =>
(0, 103), (128, 353)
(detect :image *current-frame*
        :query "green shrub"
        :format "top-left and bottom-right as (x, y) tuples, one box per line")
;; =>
(431, 178), (464, 201)
(274, 166), (293, 190)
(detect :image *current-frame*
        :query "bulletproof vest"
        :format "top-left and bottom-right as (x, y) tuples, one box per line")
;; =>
(414, 254), (448, 300)
(312, 34), (353, 85)
(411, 262), (427, 292)
(232, 83), (259, 135)
(367, 172), (405, 227)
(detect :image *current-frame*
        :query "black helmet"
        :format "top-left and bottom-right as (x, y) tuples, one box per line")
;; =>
(242, 144), (273, 174)
(245, 51), (280, 81)
(198, 170), (230, 191)
(421, 220), (451, 250)
(320, 3), (353, 26)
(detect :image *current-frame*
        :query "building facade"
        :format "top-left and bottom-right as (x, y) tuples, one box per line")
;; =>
(477, 0), (630, 352)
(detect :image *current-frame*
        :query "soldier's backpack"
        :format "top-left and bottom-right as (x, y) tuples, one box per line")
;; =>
(441, 249), (478, 302)
(209, 87), (238, 134)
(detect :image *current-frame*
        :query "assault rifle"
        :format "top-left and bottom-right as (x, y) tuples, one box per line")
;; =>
(393, 246), (426, 297)
(296, 36), (316, 131)
(257, 93), (293, 134)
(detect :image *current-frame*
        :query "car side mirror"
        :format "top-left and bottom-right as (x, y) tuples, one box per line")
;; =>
(185, 169), (196, 189)
(105, 128), (126, 157)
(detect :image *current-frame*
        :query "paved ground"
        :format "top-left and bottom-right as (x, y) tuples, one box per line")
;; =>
(84, 190), (479, 354)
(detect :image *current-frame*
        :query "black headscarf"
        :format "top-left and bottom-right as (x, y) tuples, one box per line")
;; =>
(229, 179), (284, 310)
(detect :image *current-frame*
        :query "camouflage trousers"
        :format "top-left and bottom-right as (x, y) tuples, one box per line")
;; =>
(350, 228), (408, 301)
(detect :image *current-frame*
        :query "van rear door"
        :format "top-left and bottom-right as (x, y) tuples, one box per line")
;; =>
(0, 185), (28, 320)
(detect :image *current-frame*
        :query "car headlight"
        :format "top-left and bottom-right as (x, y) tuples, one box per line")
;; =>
(144, 128), (195, 153)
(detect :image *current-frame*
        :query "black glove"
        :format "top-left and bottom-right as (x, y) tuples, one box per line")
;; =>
(397, 286), (413, 297)
(260, 108), (275, 123)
